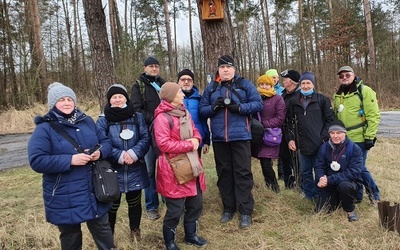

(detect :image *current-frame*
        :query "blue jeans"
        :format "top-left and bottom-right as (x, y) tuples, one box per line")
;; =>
(144, 147), (159, 211)
(355, 142), (380, 201)
(298, 152), (320, 199)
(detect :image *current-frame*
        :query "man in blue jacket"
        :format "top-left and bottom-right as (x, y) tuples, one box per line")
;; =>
(314, 120), (362, 222)
(177, 68), (210, 157)
(200, 55), (263, 229)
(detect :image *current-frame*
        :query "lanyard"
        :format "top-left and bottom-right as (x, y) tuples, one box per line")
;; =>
(331, 145), (346, 162)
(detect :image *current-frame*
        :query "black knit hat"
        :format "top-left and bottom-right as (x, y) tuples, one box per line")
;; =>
(106, 84), (130, 102)
(280, 69), (300, 83)
(144, 56), (160, 66)
(218, 55), (234, 67)
(177, 69), (195, 82)
(328, 120), (347, 133)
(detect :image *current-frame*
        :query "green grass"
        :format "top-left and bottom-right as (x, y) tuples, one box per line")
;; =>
(1, 138), (400, 249)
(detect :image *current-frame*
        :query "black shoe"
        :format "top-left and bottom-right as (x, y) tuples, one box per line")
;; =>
(239, 214), (252, 229)
(220, 212), (234, 223)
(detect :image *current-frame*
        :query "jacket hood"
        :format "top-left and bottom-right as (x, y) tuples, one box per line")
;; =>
(34, 108), (86, 125)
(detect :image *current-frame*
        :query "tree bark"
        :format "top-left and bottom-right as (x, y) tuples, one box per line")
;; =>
(298, 0), (306, 70)
(363, 0), (376, 81)
(261, 0), (274, 68)
(163, 0), (174, 74)
(82, 0), (115, 110)
(197, 0), (234, 75)
(27, 0), (47, 103)
(189, 0), (196, 71)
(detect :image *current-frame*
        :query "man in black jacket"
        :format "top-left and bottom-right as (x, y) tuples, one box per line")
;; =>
(130, 56), (165, 220)
(286, 71), (335, 200)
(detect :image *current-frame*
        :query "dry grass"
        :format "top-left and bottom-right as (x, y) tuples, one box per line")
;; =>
(1, 138), (400, 249)
(0, 101), (101, 134)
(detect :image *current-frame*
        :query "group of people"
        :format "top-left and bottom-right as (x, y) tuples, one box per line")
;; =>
(259, 66), (381, 222)
(27, 54), (381, 249)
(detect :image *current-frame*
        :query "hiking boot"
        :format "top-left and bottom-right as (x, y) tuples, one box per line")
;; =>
(220, 212), (234, 223)
(239, 214), (252, 229)
(131, 228), (141, 241)
(146, 210), (160, 220)
(347, 211), (359, 222)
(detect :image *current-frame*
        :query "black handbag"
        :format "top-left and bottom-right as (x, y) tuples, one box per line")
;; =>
(92, 160), (120, 203)
(49, 121), (120, 203)
(251, 113), (264, 144)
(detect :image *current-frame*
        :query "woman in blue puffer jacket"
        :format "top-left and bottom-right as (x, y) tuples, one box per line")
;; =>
(96, 84), (150, 241)
(28, 82), (115, 250)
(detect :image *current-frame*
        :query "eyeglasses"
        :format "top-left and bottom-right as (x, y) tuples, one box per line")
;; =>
(338, 73), (352, 79)
(179, 78), (193, 83)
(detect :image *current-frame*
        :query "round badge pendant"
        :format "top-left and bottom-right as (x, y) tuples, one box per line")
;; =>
(120, 129), (134, 140)
(330, 161), (341, 171)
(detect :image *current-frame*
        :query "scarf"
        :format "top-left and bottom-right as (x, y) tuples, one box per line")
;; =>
(257, 86), (276, 98)
(167, 108), (204, 177)
(52, 106), (78, 124)
(104, 101), (135, 122)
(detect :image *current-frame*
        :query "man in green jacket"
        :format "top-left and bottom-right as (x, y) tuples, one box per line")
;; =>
(333, 66), (380, 206)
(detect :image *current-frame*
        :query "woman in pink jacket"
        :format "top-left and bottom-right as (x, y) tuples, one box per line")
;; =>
(154, 82), (207, 250)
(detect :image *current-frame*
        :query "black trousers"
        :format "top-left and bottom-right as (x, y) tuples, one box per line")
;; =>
(108, 190), (142, 233)
(163, 179), (203, 228)
(315, 181), (359, 213)
(259, 157), (279, 190)
(213, 140), (254, 215)
(58, 213), (115, 250)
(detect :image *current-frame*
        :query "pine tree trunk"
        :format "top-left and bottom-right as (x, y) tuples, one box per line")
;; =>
(82, 0), (115, 111)
(196, 0), (234, 75)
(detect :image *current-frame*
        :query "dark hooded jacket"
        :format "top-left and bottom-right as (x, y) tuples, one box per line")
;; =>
(28, 109), (112, 225)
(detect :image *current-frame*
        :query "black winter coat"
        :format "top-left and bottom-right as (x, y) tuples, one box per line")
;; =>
(286, 91), (335, 155)
(130, 73), (165, 125)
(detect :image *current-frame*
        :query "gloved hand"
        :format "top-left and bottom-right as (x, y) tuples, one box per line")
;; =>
(212, 97), (225, 112)
(227, 100), (240, 113)
(364, 139), (375, 150)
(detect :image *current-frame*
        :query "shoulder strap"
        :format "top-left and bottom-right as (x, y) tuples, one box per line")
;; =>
(136, 79), (146, 106)
(227, 77), (245, 103)
(48, 121), (84, 153)
(356, 84), (364, 112)
(210, 82), (218, 93)
(163, 113), (173, 128)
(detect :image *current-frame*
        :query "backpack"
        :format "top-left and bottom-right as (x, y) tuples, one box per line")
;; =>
(136, 80), (147, 109)
(149, 113), (173, 158)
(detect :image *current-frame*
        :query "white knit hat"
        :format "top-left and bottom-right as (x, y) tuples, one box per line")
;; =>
(47, 82), (77, 108)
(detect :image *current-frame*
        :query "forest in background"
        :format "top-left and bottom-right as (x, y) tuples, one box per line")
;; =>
(1, 0), (400, 111)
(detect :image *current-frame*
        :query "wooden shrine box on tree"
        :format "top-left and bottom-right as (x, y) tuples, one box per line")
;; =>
(201, 0), (224, 20)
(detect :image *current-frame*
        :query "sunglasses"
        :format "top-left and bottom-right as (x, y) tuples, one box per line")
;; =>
(179, 78), (193, 83)
(338, 73), (352, 79)
(280, 69), (289, 77)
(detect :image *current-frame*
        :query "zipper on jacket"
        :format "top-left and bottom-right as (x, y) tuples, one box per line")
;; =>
(225, 89), (229, 142)
(52, 173), (62, 196)
(124, 140), (128, 193)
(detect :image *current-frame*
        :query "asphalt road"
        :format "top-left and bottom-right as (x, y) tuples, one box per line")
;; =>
(0, 111), (399, 171)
